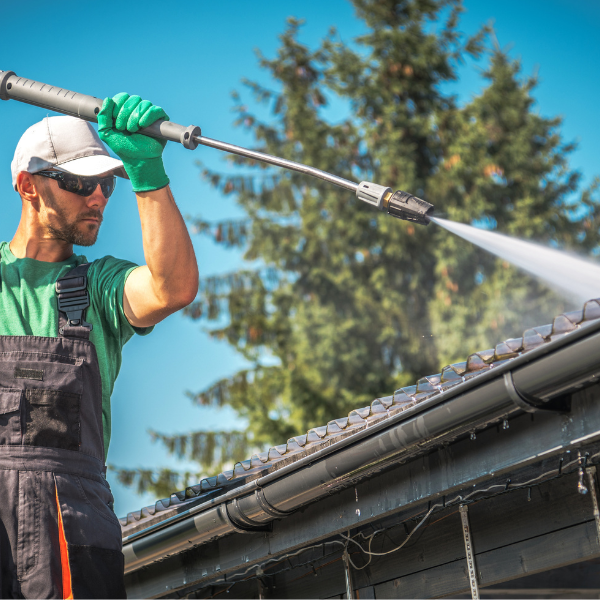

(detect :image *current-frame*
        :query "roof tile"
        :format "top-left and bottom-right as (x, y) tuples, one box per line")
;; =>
(370, 399), (389, 413)
(583, 300), (600, 321)
(440, 365), (463, 382)
(493, 342), (519, 361)
(268, 447), (284, 461)
(449, 361), (468, 376)
(416, 377), (439, 394)
(564, 310), (584, 324)
(326, 421), (345, 435)
(552, 314), (578, 335)
(466, 354), (489, 371)
(348, 410), (368, 426)
(377, 395), (394, 409)
(522, 330), (546, 351)
(392, 390), (414, 405)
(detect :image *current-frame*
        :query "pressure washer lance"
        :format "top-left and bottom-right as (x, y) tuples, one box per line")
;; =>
(0, 70), (433, 225)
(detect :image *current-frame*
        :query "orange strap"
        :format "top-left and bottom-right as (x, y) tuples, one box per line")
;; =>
(55, 486), (73, 600)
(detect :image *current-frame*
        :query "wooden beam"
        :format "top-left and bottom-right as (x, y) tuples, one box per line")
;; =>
(246, 471), (598, 599)
(374, 521), (600, 598)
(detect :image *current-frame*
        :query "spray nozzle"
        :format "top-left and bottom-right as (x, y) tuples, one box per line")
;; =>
(356, 181), (434, 226)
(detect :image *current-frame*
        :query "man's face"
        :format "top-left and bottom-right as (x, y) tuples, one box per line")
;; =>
(36, 174), (110, 247)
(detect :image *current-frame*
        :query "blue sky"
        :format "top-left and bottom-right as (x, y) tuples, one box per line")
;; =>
(1, 0), (599, 516)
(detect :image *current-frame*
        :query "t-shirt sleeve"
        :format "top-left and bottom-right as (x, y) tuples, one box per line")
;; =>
(88, 256), (154, 345)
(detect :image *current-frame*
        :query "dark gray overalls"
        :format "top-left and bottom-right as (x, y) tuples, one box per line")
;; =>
(0, 264), (126, 599)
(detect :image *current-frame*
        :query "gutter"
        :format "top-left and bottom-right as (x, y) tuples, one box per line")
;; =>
(123, 319), (600, 574)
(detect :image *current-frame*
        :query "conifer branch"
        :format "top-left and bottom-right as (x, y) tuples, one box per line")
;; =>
(109, 467), (201, 499)
(147, 430), (251, 471)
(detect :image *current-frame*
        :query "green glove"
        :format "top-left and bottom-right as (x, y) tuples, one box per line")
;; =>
(98, 93), (170, 192)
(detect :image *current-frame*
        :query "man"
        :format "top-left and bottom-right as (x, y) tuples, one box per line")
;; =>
(0, 93), (198, 598)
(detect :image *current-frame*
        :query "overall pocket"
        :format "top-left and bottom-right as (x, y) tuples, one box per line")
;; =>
(55, 473), (122, 544)
(24, 389), (81, 451)
(54, 474), (126, 599)
(17, 470), (41, 579)
(0, 388), (22, 445)
(0, 359), (83, 395)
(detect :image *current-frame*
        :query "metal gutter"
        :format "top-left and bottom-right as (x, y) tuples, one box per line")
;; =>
(123, 320), (600, 574)
(123, 318), (600, 545)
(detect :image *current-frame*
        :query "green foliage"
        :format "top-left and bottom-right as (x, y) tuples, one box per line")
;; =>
(109, 466), (200, 499)
(147, 429), (250, 470)
(111, 429), (251, 500)
(123, 0), (600, 496)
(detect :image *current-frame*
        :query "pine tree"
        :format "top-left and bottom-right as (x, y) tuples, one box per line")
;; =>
(429, 49), (600, 361)
(113, 0), (600, 498)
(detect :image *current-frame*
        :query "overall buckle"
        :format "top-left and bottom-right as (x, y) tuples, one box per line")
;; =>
(56, 270), (93, 334)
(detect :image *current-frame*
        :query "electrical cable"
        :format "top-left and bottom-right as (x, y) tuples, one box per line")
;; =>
(337, 451), (590, 565)
(341, 503), (436, 562)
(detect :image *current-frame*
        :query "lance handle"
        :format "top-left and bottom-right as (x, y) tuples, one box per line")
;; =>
(0, 70), (201, 149)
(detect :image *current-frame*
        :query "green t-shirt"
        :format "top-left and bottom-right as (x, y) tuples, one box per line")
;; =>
(0, 241), (152, 460)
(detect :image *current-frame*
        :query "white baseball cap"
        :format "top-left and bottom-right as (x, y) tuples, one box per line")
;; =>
(11, 115), (127, 190)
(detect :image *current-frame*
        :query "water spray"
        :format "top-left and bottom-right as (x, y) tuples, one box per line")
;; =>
(0, 70), (434, 226)
(432, 217), (600, 304)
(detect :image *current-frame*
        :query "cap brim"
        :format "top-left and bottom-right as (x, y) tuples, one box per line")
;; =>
(56, 155), (129, 180)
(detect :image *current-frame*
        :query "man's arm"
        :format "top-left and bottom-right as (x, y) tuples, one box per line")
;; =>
(123, 185), (199, 328)
(98, 93), (199, 328)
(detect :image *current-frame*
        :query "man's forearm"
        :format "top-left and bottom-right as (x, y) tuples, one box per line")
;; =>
(126, 185), (198, 324)
(136, 185), (198, 304)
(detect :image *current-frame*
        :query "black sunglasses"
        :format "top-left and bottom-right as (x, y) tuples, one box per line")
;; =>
(36, 170), (116, 199)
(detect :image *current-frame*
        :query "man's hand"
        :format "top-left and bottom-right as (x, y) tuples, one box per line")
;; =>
(98, 93), (170, 192)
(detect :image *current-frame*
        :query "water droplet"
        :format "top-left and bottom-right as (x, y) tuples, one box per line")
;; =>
(502, 419), (509, 430)
(578, 468), (589, 494)
(355, 488), (359, 502)
(356, 508), (361, 516)
(470, 432), (476, 441)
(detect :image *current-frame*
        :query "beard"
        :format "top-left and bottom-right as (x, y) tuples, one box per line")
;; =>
(43, 185), (103, 247)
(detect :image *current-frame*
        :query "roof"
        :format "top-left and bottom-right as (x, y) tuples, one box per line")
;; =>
(119, 297), (600, 537)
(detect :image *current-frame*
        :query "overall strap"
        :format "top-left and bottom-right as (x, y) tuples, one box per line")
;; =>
(56, 263), (93, 340)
